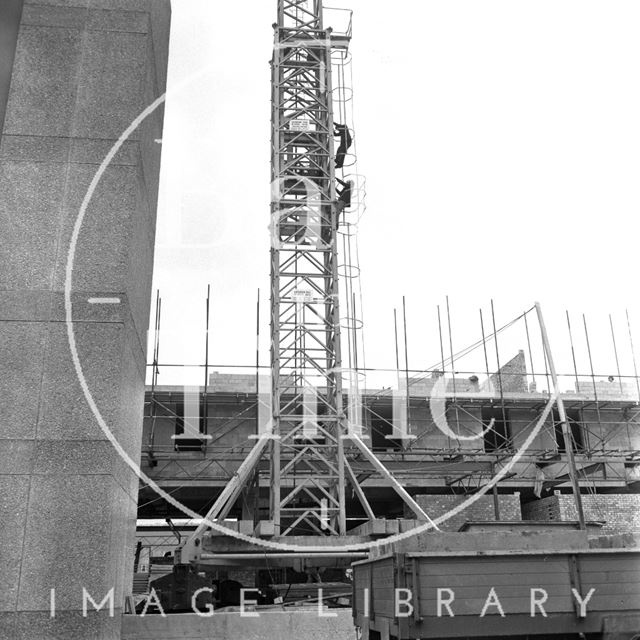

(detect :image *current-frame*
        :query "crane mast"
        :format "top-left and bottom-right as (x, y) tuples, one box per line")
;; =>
(176, 2), (363, 564)
(270, 0), (348, 535)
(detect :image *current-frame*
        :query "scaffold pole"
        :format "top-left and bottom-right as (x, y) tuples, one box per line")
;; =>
(535, 301), (586, 530)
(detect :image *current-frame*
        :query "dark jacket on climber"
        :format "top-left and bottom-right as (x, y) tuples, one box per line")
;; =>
(334, 123), (353, 169)
(335, 178), (353, 228)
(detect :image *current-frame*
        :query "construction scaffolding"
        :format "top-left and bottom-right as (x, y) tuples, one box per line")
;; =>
(141, 296), (640, 527)
(136, 3), (640, 576)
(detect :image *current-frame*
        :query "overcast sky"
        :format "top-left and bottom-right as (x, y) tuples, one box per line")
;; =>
(149, 0), (640, 391)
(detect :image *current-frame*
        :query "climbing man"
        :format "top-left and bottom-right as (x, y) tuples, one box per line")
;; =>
(334, 123), (353, 169)
(335, 177), (353, 228)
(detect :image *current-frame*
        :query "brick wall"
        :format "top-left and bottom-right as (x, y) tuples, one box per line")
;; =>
(523, 493), (640, 535)
(575, 379), (638, 400)
(558, 494), (640, 535)
(411, 494), (522, 532)
(490, 351), (528, 393)
(521, 495), (562, 521)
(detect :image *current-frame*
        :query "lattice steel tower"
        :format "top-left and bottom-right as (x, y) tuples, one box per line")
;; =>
(177, 3), (434, 562)
(269, 0), (350, 535)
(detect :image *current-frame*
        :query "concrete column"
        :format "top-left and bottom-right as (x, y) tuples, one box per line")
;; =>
(0, 1), (170, 638)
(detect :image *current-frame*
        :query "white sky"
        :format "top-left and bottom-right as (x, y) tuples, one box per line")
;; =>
(150, 0), (640, 390)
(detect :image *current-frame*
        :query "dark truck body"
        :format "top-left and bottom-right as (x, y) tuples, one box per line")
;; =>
(352, 548), (640, 639)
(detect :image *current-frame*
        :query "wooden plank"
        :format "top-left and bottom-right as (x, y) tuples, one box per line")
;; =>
(372, 560), (396, 618)
(406, 548), (640, 558)
(354, 568), (369, 605)
(582, 556), (640, 571)
(580, 571), (640, 584)
(418, 558), (569, 576)
(373, 602), (395, 617)
(416, 572), (572, 588)
(589, 594), (640, 611)
(579, 582), (640, 596)
(412, 595), (574, 615)
(402, 612), (605, 638)
(353, 553), (395, 567)
(418, 584), (573, 600)
(372, 566), (395, 585)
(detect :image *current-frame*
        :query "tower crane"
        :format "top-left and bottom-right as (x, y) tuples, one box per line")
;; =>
(173, 0), (434, 575)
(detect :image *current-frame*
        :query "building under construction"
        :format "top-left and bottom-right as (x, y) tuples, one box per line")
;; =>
(2, 1), (640, 639)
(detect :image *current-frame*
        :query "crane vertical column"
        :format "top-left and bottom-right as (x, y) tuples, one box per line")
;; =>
(270, 0), (349, 536)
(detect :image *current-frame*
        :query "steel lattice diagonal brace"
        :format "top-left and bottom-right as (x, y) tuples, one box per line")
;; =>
(344, 456), (376, 521)
(176, 434), (272, 564)
(347, 434), (442, 531)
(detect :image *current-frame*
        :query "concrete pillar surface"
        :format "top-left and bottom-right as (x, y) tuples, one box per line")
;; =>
(0, 1), (170, 638)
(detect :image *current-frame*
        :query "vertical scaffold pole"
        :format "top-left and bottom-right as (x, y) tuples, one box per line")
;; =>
(535, 302), (586, 530)
(203, 285), (210, 440)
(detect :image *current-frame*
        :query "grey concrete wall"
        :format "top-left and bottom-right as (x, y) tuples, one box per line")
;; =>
(0, 0), (24, 132)
(121, 610), (357, 640)
(0, 1), (170, 638)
